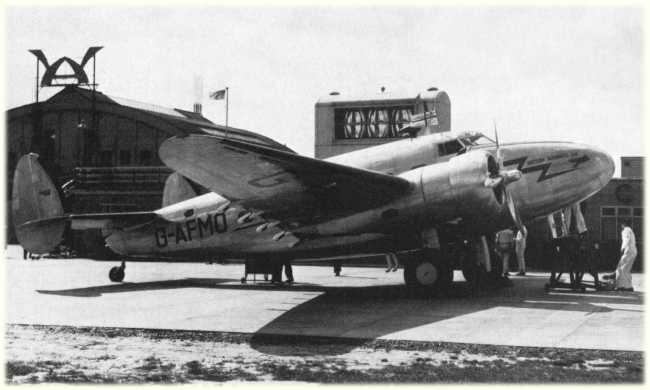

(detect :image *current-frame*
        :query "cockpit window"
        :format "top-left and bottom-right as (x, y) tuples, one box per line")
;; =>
(458, 132), (496, 148)
(438, 140), (464, 156)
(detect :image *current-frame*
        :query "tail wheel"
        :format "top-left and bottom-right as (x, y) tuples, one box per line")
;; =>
(109, 261), (126, 282)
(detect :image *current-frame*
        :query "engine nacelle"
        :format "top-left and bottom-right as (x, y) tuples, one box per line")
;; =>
(420, 151), (513, 233)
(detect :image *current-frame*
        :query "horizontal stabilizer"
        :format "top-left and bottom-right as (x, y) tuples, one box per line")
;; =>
(15, 217), (67, 254)
(11, 154), (159, 254)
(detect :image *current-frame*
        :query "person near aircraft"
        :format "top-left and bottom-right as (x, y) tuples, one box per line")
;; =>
(495, 228), (514, 277)
(514, 225), (527, 276)
(270, 261), (283, 285)
(284, 259), (294, 283)
(385, 252), (399, 272)
(333, 260), (342, 276)
(603, 220), (637, 292)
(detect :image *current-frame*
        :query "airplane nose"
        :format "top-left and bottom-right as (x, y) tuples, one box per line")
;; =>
(590, 146), (616, 186)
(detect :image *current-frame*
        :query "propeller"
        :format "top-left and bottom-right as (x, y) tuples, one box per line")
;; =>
(483, 122), (524, 229)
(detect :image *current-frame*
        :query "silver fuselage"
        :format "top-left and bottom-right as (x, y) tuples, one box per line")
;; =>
(106, 134), (614, 259)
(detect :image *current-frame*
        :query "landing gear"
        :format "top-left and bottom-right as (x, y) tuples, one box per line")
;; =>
(403, 249), (453, 295)
(109, 261), (126, 282)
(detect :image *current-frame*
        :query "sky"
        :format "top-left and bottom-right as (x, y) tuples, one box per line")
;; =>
(5, 6), (644, 176)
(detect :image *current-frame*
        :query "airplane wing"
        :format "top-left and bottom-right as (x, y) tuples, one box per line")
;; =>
(159, 134), (413, 225)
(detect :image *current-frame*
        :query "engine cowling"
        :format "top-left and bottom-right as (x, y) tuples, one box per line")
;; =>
(420, 150), (513, 233)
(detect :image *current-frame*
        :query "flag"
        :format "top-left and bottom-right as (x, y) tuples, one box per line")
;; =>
(209, 89), (226, 100)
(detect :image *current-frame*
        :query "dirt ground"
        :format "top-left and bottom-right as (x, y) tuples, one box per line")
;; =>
(5, 324), (642, 383)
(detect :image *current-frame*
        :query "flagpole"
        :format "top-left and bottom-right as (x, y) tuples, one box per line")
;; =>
(35, 56), (40, 103)
(225, 87), (229, 128)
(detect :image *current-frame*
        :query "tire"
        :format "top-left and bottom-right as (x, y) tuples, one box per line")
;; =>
(109, 266), (125, 282)
(403, 251), (451, 295)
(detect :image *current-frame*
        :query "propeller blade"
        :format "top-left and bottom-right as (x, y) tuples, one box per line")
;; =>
(505, 189), (524, 230)
(493, 120), (505, 168)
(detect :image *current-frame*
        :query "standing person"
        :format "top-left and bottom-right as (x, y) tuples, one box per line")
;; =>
(283, 259), (294, 284)
(495, 228), (514, 277)
(515, 225), (528, 276)
(270, 261), (283, 285)
(333, 260), (342, 277)
(385, 252), (399, 272)
(603, 221), (637, 291)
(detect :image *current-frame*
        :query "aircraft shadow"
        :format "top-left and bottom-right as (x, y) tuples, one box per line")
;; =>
(37, 278), (333, 297)
(36, 275), (642, 357)
(249, 280), (643, 356)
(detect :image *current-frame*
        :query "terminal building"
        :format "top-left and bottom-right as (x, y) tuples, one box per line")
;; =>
(314, 87), (451, 158)
(581, 156), (643, 271)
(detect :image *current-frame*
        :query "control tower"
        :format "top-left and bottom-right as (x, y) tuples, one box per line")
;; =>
(314, 87), (450, 158)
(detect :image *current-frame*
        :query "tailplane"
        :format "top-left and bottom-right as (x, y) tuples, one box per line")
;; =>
(11, 154), (66, 253)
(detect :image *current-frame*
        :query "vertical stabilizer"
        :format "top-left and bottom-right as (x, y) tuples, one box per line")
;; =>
(162, 173), (198, 207)
(12, 153), (65, 253)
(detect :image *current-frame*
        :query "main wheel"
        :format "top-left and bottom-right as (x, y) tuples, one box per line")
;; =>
(109, 266), (125, 282)
(404, 251), (452, 296)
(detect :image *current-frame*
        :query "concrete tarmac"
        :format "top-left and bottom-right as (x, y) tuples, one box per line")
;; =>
(5, 245), (643, 351)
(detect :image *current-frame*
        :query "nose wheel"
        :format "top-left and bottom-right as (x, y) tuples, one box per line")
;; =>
(109, 261), (126, 282)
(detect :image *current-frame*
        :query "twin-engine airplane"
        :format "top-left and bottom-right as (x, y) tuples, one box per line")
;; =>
(12, 129), (614, 293)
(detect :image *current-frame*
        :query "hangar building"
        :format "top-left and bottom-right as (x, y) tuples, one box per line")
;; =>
(581, 156), (643, 271)
(6, 85), (289, 255)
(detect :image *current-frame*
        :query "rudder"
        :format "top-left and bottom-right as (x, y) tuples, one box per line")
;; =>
(162, 172), (197, 207)
(11, 153), (65, 253)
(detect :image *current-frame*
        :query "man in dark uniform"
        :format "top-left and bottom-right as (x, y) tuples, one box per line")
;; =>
(333, 260), (342, 276)
(283, 259), (294, 283)
(270, 260), (283, 284)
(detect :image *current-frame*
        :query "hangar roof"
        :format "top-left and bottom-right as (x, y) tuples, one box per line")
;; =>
(7, 86), (293, 153)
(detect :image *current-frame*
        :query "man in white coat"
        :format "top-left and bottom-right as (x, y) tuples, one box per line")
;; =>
(603, 220), (637, 291)
(514, 225), (527, 276)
